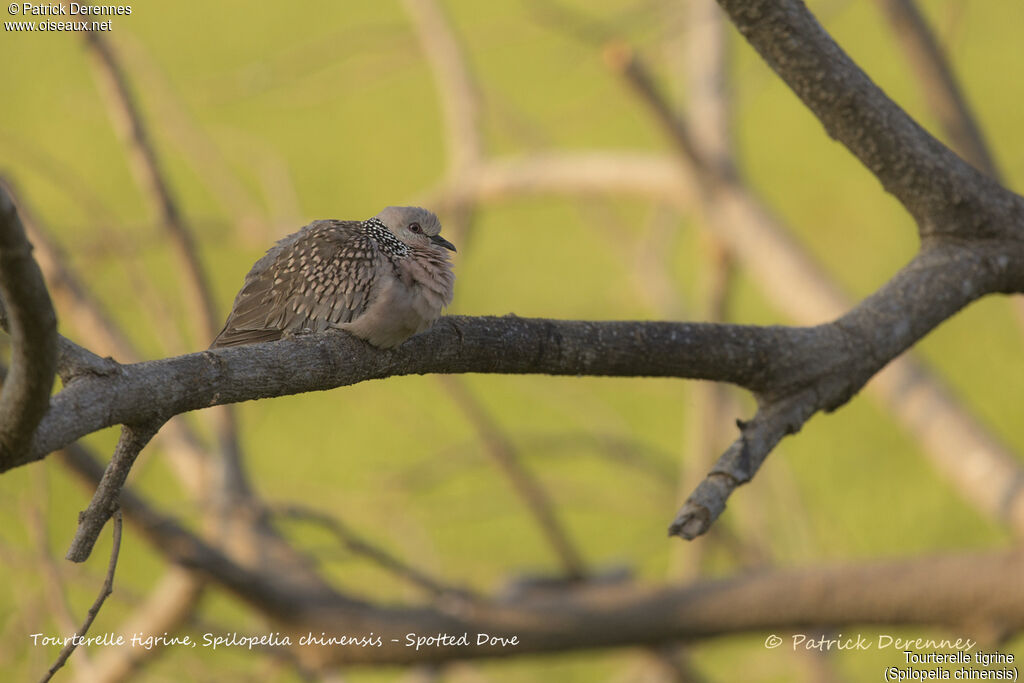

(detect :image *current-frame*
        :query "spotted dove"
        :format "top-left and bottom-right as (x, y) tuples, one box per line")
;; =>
(210, 206), (455, 349)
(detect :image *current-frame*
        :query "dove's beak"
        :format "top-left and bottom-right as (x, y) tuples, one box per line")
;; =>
(430, 234), (457, 252)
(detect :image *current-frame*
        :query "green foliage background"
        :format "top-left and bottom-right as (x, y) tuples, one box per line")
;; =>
(1, 0), (1022, 680)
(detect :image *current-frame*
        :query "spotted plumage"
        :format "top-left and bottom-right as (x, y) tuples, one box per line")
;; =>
(210, 206), (455, 349)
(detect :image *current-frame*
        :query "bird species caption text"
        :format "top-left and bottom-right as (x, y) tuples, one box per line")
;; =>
(763, 633), (1017, 680)
(29, 630), (521, 652)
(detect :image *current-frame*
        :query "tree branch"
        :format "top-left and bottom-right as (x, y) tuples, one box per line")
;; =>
(82, 31), (251, 503)
(84, 569), (203, 683)
(715, 0), (1024, 238)
(1, 179), (219, 501)
(438, 376), (588, 579)
(22, 317), (818, 469)
(57, 433), (1024, 668)
(294, 547), (1024, 667)
(603, 37), (1024, 538)
(41, 507), (122, 682)
(436, 153), (691, 207)
(670, 393), (814, 538)
(402, 0), (483, 175)
(876, 0), (1001, 181)
(66, 422), (160, 562)
(671, 237), (1024, 537)
(18, 225), (1024, 549)
(82, 31), (221, 342)
(0, 185), (57, 470)
(273, 503), (476, 601)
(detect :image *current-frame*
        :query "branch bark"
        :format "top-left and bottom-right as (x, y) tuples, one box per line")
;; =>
(0, 185), (57, 469)
(82, 31), (251, 504)
(82, 31), (221, 342)
(602, 25), (1024, 538)
(41, 508), (122, 682)
(22, 317), (826, 469)
(58, 434), (1024, 668)
(293, 548), (1024, 667)
(66, 422), (160, 562)
(438, 376), (588, 579)
(715, 0), (1024, 238)
(81, 569), (203, 683)
(273, 503), (475, 600)
(876, 0), (1001, 180)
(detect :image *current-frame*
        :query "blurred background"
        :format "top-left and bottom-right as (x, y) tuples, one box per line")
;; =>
(1, 0), (1022, 680)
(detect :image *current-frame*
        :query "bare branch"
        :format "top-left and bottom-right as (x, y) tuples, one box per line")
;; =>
(57, 443), (336, 620)
(81, 32), (221, 342)
(0, 185), (57, 469)
(16, 218), (1024, 548)
(23, 317), (845, 468)
(66, 423), (160, 562)
(276, 548), (1024, 667)
(112, 38), (270, 243)
(874, 0), (1024, 348)
(670, 393), (813, 538)
(41, 508), (123, 683)
(0, 179), (215, 498)
(437, 153), (690, 207)
(56, 431), (1024, 667)
(603, 40), (1024, 538)
(681, 0), (733, 168)
(672, 237), (1024, 537)
(676, 0), (737, 513)
(714, 0), (1024, 237)
(438, 376), (587, 579)
(81, 32), (251, 503)
(876, 0), (1001, 180)
(403, 0), (483, 174)
(454, 147), (1024, 537)
(84, 569), (203, 683)
(0, 176), (139, 364)
(56, 337), (120, 385)
(28, 469), (83, 646)
(273, 503), (475, 600)
(402, 0), (485, 249)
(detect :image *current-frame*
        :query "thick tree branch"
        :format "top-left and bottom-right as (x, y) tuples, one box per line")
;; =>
(715, 0), (1024, 238)
(603, 38), (1024, 538)
(58, 433), (1024, 668)
(18, 222), (1024, 541)
(874, 0), (1024, 346)
(293, 548), (1024, 667)
(82, 32), (251, 503)
(25, 224), (1024, 550)
(2, 180), (221, 501)
(0, 186), (57, 469)
(22, 317), (818, 469)
(671, 235), (1024, 537)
